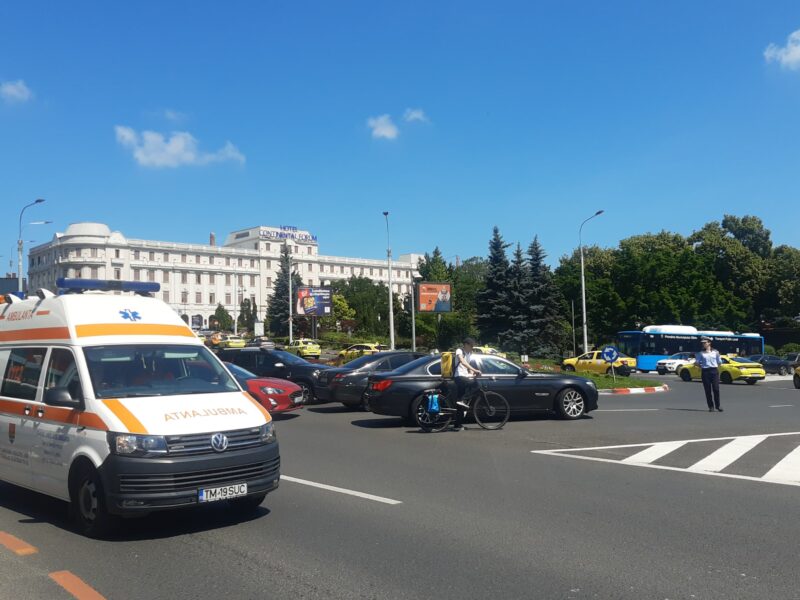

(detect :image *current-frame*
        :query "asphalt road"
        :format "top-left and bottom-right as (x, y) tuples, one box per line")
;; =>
(1, 375), (799, 599)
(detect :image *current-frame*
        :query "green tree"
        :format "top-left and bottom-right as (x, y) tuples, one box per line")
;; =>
(214, 303), (233, 332)
(476, 227), (511, 344)
(500, 243), (531, 352)
(451, 257), (486, 317)
(237, 297), (256, 333)
(721, 214), (773, 259)
(319, 293), (356, 331)
(524, 236), (568, 358)
(267, 244), (304, 336)
(332, 276), (391, 336)
(417, 247), (450, 282)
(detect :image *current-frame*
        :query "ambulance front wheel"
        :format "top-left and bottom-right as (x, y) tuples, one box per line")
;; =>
(69, 461), (118, 538)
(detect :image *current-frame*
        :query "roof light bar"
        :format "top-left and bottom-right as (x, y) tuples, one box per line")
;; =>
(56, 278), (161, 295)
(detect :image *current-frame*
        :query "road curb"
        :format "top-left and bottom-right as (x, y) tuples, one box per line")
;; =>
(599, 384), (670, 395)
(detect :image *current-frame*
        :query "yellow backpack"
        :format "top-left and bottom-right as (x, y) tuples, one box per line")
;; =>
(440, 352), (456, 378)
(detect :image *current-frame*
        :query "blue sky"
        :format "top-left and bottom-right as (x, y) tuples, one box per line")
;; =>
(2, 1), (800, 274)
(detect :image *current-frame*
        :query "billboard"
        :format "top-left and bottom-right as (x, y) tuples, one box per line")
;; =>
(295, 286), (332, 316)
(417, 282), (452, 313)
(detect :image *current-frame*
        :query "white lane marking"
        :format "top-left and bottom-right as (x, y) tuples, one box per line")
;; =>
(687, 435), (767, 473)
(769, 405), (794, 408)
(762, 444), (800, 483)
(622, 441), (687, 464)
(595, 409), (660, 412)
(533, 451), (800, 488)
(281, 475), (402, 505)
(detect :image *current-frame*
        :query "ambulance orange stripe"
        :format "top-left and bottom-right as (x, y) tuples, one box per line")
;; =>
(0, 399), (108, 431)
(103, 399), (148, 434)
(0, 327), (70, 342)
(75, 323), (195, 338)
(49, 571), (107, 600)
(242, 392), (272, 421)
(0, 532), (38, 556)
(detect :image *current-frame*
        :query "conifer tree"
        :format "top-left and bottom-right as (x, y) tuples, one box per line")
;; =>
(476, 227), (511, 344)
(526, 236), (567, 357)
(268, 244), (304, 335)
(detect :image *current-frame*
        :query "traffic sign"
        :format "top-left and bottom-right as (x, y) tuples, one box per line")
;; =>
(602, 346), (620, 363)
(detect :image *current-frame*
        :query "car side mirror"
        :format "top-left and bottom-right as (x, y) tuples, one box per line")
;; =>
(274, 362), (285, 368)
(44, 387), (84, 410)
(517, 370), (528, 378)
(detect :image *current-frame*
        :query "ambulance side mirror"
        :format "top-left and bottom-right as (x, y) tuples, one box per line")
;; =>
(44, 387), (85, 410)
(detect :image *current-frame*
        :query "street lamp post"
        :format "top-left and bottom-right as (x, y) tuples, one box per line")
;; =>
(579, 209), (604, 353)
(383, 212), (395, 350)
(17, 199), (46, 293)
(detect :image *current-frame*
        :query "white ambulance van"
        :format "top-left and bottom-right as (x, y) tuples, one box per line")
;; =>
(0, 279), (279, 537)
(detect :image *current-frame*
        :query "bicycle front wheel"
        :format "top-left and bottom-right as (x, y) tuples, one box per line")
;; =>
(414, 393), (453, 432)
(472, 390), (510, 430)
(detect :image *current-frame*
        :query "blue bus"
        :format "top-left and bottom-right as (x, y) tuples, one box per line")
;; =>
(616, 325), (765, 373)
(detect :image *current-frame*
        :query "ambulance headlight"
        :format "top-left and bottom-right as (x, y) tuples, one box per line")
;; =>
(109, 433), (168, 456)
(259, 423), (276, 443)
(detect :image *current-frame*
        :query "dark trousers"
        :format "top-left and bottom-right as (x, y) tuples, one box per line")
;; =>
(452, 377), (474, 427)
(701, 368), (721, 409)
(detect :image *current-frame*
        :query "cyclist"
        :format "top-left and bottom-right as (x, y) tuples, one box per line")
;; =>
(451, 337), (482, 431)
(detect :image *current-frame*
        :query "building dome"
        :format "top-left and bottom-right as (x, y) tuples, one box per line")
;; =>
(63, 222), (113, 238)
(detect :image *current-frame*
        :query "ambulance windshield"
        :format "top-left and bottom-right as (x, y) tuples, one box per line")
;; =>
(84, 344), (239, 399)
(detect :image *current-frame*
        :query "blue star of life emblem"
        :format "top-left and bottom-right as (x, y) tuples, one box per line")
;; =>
(120, 309), (141, 322)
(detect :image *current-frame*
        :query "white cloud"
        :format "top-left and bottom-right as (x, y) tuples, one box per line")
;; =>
(764, 28), (800, 70)
(163, 108), (187, 122)
(114, 125), (245, 168)
(367, 114), (399, 140)
(403, 108), (428, 123)
(0, 79), (33, 103)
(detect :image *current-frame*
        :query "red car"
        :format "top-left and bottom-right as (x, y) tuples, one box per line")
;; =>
(225, 362), (304, 414)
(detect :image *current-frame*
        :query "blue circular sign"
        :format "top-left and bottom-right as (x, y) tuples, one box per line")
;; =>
(602, 346), (620, 363)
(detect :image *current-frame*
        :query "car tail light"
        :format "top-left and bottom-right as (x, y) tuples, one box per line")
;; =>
(370, 380), (393, 392)
(332, 373), (344, 383)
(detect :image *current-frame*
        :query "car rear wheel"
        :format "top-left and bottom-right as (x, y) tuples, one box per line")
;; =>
(720, 372), (733, 384)
(680, 369), (692, 382)
(563, 365), (575, 372)
(778, 366), (788, 376)
(555, 388), (586, 420)
(298, 382), (315, 404)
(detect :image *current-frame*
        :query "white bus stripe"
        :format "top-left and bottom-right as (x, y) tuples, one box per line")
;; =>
(762, 445), (800, 483)
(687, 435), (767, 473)
(281, 475), (402, 505)
(622, 441), (687, 464)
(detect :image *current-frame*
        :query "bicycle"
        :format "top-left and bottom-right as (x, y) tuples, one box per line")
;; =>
(415, 378), (510, 432)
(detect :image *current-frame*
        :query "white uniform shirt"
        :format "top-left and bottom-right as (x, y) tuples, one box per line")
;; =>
(455, 348), (474, 378)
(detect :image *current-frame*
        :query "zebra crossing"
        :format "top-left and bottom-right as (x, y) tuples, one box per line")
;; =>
(532, 431), (800, 488)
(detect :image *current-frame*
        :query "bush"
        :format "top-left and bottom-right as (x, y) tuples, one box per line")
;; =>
(779, 343), (800, 355)
(764, 344), (777, 355)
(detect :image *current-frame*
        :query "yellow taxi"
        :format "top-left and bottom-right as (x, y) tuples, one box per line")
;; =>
(286, 338), (321, 359)
(217, 334), (246, 349)
(337, 343), (382, 364)
(562, 351), (637, 375)
(677, 356), (766, 385)
(472, 345), (507, 359)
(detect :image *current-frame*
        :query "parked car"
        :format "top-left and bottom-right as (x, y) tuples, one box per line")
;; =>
(562, 351), (636, 375)
(678, 356), (765, 385)
(225, 362), (303, 414)
(247, 336), (276, 350)
(747, 354), (794, 376)
(325, 351), (427, 408)
(782, 352), (800, 369)
(285, 338), (321, 359)
(217, 334), (247, 349)
(217, 347), (332, 402)
(336, 343), (383, 365)
(655, 352), (696, 375)
(472, 345), (508, 359)
(365, 354), (599, 423)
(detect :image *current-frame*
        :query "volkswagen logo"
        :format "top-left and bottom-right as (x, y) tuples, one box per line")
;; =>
(211, 433), (229, 452)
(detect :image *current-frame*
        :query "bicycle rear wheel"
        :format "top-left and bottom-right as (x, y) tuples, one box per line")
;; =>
(414, 392), (453, 432)
(472, 390), (510, 430)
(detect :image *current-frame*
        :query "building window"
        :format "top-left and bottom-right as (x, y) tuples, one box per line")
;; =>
(266, 277), (272, 287)
(265, 243), (271, 252)
(133, 250), (140, 260)
(181, 272), (188, 284)
(226, 257), (231, 267)
(90, 247), (98, 258)
(237, 274), (243, 286)
(181, 253), (187, 263)
(307, 247), (312, 255)
(114, 268), (121, 280)
(181, 291), (188, 304)
(196, 272), (202, 284)
(195, 292), (202, 304)
(225, 293), (231, 305)
(132, 269), (140, 281)
(250, 258), (256, 268)
(250, 275), (256, 287)
(210, 292), (215, 305)
(148, 251), (154, 261)
(163, 291), (170, 303)
(115, 249), (120, 259)
(90, 267), (98, 278)
(195, 254), (201, 263)
(163, 252), (169, 262)
(266, 260), (271, 269)
(238, 258), (243, 267)
(162, 271), (169, 283)
(209, 273), (215, 285)
(225, 274), (231, 285)
(369, 268), (374, 276)
(148, 270), (155, 282)
(294, 246), (299, 254)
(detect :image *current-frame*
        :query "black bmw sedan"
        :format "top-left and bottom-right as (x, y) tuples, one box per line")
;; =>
(748, 354), (793, 376)
(325, 351), (427, 409)
(365, 354), (599, 422)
